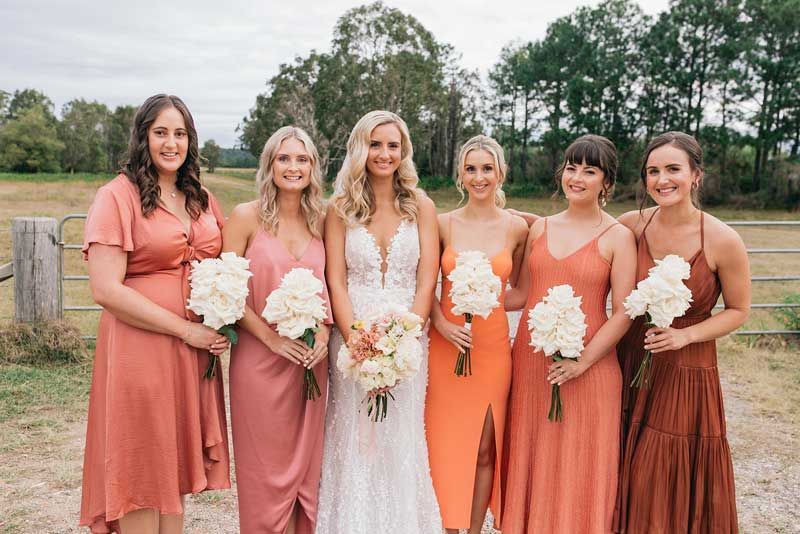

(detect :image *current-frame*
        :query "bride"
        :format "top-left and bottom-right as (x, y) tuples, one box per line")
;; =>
(316, 110), (442, 533)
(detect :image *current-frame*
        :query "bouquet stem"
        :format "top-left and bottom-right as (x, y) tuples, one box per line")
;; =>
(204, 325), (238, 380)
(301, 328), (322, 401)
(630, 317), (655, 389)
(454, 314), (473, 377)
(366, 390), (395, 422)
(547, 352), (564, 422)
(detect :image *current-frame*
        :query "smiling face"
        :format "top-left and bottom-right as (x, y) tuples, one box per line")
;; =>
(271, 137), (312, 193)
(365, 122), (402, 180)
(561, 160), (607, 206)
(147, 106), (188, 179)
(644, 144), (701, 207)
(462, 148), (500, 203)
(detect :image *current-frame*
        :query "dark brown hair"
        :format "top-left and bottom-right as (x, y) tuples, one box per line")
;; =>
(556, 134), (618, 202)
(639, 131), (704, 210)
(121, 94), (208, 218)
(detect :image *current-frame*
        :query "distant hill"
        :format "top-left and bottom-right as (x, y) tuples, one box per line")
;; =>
(220, 148), (258, 168)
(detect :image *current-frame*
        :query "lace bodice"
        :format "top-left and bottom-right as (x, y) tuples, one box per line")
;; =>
(344, 219), (419, 316)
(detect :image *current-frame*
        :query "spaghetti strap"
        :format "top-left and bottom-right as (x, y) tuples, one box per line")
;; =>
(504, 212), (514, 250)
(448, 212), (455, 249)
(640, 208), (659, 240)
(596, 222), (620, 241)
(700, 211), (705, 249)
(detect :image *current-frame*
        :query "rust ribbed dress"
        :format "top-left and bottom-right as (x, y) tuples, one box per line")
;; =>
(501, 219), (622, 533)
(79, 175), (231, 533)
(615, 212), (738, 533)
(426, 242), (513, 529)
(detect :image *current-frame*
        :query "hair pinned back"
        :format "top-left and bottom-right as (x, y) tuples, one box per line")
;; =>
(455, 135), (508, 207)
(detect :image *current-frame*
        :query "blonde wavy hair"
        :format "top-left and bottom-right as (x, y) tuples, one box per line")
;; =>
(255, 126), (325, 238)
(332, 110), (420, 225)
(455, 135), (507, 208)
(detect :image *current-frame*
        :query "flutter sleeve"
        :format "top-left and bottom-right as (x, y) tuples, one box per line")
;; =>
(81, 181), (135, 260)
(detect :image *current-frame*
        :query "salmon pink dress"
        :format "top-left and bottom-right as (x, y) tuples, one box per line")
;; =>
(79, 174), (230, 533)
(426, 225), (513, 529)
(615, 211), (738, 533)
(230, 230), (332, 534)
(502, 219), (622, 533)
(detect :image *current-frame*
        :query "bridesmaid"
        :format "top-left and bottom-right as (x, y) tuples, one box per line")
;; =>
(222, 126), (332, 534)
(426, 135), (528, 533)
(80, 94), (231, 533)
(502, 134), (637, 533)
(615, 132), (750, 533)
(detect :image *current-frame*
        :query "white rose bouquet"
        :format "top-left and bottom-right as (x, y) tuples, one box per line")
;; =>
(263, 267), (329, 400)
(337, 309), (423, 422)
(624, 254), (693, 389)
(527, 284), (587, 422)
(187, 252), (252, 379)
(447, 250), (502, 376)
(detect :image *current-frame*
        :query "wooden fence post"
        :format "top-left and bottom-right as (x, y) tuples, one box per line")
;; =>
(12, 217), (61, 322)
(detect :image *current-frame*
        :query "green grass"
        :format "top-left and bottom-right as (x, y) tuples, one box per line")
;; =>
(0, 362), (91, 425)
(0, 172), (114, 183)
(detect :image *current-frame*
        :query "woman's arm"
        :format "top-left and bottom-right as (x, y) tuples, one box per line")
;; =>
(507, 208), (540, 228)
(410, 195), (440, 323)
(430, 212), (471, 351)
(88, 245), (226, 351)
(644, 221), (751, 352)
(505, 219), (543, 311)
(325, 210), (356, 343)
(547, 225), (637, 385)
(221, 203), (308, 364)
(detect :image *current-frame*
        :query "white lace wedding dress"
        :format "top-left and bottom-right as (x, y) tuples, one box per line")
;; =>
(315, 219), (442, 534)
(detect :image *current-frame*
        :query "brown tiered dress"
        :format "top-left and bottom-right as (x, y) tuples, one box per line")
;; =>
(615, 211), (738, 533)
(501, 219), (622, 533)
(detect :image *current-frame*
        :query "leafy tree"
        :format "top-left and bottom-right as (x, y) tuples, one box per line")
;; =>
(6, 88), (56, 123)
(0, 106), (64, 172)
(0, 90), (9, 126)
(106, 105), (137, 171)
(201, 139), (222, 172)
(59, 99), (110, 172)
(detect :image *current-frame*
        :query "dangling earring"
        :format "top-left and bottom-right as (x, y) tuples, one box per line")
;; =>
(599, 190), (608, 207)
(691, 181), (699, 190)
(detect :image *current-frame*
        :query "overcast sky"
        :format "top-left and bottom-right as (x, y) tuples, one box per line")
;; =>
(2, 0), (669, 147)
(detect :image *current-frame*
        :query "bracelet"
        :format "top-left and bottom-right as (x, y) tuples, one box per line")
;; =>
(181, 323), (192, 344)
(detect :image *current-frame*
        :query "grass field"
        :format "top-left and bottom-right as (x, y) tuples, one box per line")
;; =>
(0, 170), (798, 531)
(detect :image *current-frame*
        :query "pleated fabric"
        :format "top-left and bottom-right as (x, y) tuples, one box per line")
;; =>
(615, 211), (738, 533)
(501, 220), (622, 533)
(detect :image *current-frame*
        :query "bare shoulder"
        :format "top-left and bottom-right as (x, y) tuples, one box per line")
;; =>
(416, 193), (437, 218)
(510, 213), (529, 242)
(704, 212), (745, 251)
(228, 200), (259, 225)
(529, 215), (547, 242)
(617, 208), (653, 237)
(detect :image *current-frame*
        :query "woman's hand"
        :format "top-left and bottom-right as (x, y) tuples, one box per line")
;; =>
(182, 322), (229, 354)
(265, 334), (309, 365)
(433, 317), (472, 352)
(644, 326), (693, 353)
(547, 358), (588, 386)
(305, 327), (331, 368)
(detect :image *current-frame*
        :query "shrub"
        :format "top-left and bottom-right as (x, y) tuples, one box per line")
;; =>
(0, 320), (88, 365)
(772, 293), (800, 332)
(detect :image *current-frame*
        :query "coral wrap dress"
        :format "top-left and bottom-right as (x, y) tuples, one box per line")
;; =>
(79, 174), (230, 533)
(615, 211), (738, 533)
(426, 222), (514, 529)
(230, 230), (332, 534)
(502, 219), (622, 533)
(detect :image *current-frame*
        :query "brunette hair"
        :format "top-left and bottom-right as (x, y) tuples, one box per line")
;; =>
(121, 94), (208, 218)
(639, 131), (704, 209)
(556, 134), (618, 203)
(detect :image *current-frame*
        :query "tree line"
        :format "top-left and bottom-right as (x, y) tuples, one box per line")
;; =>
(240, 0), (799, 207)
(0, 89), (237, 174)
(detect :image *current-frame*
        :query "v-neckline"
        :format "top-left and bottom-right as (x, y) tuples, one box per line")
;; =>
(159, 204), (192, 238)
(362, 220), (406, 287)
(274, 232), (314, 263)
(544, 227), (601, 262)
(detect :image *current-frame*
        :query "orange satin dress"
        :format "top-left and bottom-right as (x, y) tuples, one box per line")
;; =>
(426, 227), (513, 529)
(615, 211), (738, 533)
(79, 175), (230, 533)
(501, 219), (622, 533)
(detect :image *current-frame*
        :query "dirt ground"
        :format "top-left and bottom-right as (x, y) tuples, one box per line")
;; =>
(1, 348), (798, 534)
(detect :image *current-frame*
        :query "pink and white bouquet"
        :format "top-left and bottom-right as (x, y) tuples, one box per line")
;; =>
(625, 254), (693, 389)
(527, 284), (587, 422)
(337, 308), (424, 421)
(187, 252), (252, 379)
(263, 267), (328, 400)
(447, 250), (502, 376)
